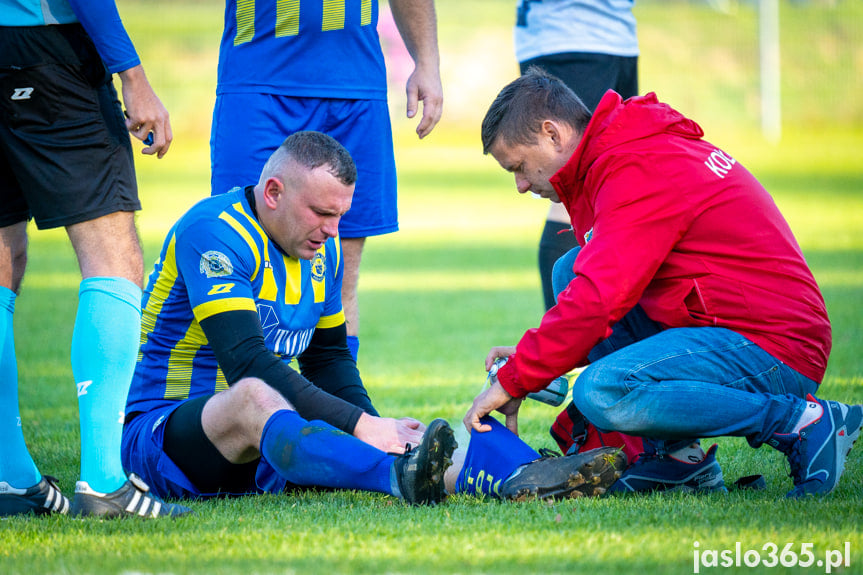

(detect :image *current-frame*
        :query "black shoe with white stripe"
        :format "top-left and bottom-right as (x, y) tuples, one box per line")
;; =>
(70, 474), (192, 518)
(0, 475), (70, 517)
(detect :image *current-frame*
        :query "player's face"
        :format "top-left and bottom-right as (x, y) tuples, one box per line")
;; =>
(488, 133), (569, 203)
(272, 166), (354, 260)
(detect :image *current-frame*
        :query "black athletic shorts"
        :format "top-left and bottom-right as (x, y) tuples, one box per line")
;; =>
(0, 24), (139, 230)
(520, 52), (639, 112)
(161, 395), (261, 495)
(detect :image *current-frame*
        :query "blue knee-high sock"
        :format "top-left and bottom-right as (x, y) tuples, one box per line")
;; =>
(71, 277), (141, 493)
(260, 410), (394, 494)
(0, 287), (41, 488)
(455, 416), (540, 498)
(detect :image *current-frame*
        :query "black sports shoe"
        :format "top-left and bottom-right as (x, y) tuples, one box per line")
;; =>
(0, 475), (70, 517)
(394, 418), (457, 506)
(70, 474), (192, 518)
(500, 446), (627, 502)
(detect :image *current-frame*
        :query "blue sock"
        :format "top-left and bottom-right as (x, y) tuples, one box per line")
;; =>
(260, 410), (394, 494)
(71, 277), (141, 493)
(346, 335), (359, 361)
(455, 416), (540, 498)
(0, 287), (41, 488)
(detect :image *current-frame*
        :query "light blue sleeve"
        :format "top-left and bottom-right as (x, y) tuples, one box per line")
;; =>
(67, 0), (140, 73)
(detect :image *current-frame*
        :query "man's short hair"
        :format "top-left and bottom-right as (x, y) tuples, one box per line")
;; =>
(481, 67), (592, 154)
(262, 131), (357, 186)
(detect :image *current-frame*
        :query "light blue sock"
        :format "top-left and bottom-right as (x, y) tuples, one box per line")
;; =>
(260, 410), (394, 494)
(71, 277), (141, 493)
(0, 287), (41, 488)
(455, 416), (540, 498)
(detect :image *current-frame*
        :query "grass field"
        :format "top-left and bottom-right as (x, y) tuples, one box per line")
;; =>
(2, 1), (862, 574)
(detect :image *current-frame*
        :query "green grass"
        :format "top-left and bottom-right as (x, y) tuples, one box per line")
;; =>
(3, 1), (863, 574)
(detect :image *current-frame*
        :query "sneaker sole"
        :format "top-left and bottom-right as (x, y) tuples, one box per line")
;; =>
(504, 447), (626, 502)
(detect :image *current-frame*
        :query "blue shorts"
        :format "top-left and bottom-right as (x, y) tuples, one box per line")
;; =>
(121, 402), (286, 499)
(210, 94), (398, 238)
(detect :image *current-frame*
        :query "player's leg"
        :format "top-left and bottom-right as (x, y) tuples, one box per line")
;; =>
(66, 210), (144, 500)
(325, 99), (399, 361)
(340, 236), (364, 357)
(184, 378), (454, 504)
(0, 222), (68, 516)
(444, 416), (625, 501)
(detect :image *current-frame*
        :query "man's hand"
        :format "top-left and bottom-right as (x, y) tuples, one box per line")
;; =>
(463, 381), (523, 436)
(389, 0), (442, 139)
(485, 345), (517, 371)
(118, 64), (172, 158)
(353, 413), (426, 453)
(405, 64), (443, 139)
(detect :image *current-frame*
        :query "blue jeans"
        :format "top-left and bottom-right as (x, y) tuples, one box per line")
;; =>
(552, 247), (817, 449)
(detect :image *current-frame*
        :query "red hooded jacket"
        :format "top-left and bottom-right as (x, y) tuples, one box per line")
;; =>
(498, 91), (831, 398)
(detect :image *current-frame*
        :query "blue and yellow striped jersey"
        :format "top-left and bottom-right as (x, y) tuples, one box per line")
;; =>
(217, 0), (386, 100)
(126, 187), (344, 415)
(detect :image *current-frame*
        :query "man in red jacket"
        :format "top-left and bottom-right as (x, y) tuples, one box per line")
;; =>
(464, 67), (861, 498)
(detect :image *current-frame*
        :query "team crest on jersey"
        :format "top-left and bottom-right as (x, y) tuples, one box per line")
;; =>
(311, 252), (325, 281)
(200, 251), (233, 278)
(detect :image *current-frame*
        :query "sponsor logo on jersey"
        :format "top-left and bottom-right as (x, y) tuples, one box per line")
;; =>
(200, 251), (233, 278)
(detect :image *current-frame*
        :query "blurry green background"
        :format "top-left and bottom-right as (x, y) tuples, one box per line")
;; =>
(3, 1), (862, 574)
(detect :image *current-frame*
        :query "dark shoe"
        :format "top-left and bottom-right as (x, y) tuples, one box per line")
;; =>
(608, 443), (726, 494)
(0, 475), (70, 517)
(768, 395), (862, 498)
(395, 418), (457, 506)
(500, 446), (627, 501)
(70, 474), (192, 518)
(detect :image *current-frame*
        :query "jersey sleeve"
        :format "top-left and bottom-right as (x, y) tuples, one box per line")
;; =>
(174, 218), (258, 324)
(67, 0), (140, 73)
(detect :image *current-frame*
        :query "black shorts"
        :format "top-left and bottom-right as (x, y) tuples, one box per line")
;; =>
(520, 52), (639, 112)
(0, 24), (139, 230)
(161, 395), (260, 495)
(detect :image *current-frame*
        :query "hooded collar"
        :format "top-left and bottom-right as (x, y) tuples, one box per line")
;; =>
(550, 90), (705, 209)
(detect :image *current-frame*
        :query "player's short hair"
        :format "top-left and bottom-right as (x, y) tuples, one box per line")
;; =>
(481, 67), (592, 154)
(262, 131), (357, 186)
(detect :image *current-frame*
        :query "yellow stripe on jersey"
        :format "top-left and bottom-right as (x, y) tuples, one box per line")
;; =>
(283, 254), (302, 305)
(276, 0), (300, 37)
(234, 0), (256, 45)
(193, 297), (257, 322)
(220, 211), (260, 280)
(360, 0), (372, 26)
(139, 233), (179, 362)
(165, 322), (209, 400)
(334, 235), (342, 271)
(322, 0), (345, 31)
(233, 203), (278, 301)
(317, 310), (346, 329)
(215, 368), (229, 393)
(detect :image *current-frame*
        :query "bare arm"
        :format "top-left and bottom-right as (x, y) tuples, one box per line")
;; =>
(388, 0), (443, 138)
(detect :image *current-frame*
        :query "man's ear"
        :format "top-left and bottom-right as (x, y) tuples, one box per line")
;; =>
(541, 119), (563, 149)
(542, 119), (577, 154)
(261, 177), (284, 210)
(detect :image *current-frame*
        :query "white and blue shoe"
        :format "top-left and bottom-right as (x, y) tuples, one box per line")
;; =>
(768, 395), (862, 498)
